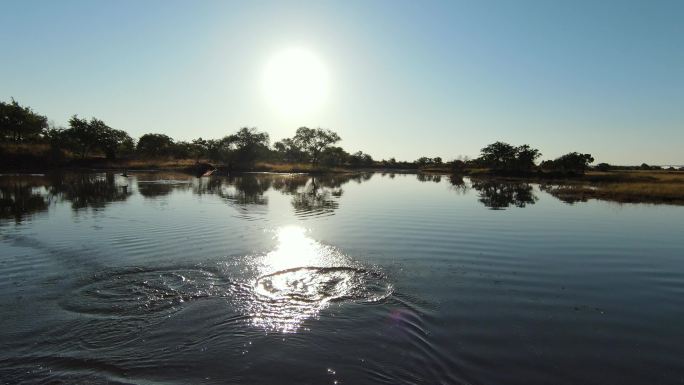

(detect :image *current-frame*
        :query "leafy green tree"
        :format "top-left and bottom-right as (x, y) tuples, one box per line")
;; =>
(190, 137), (213, 160)
(64, 116), (107, 158)
(136, 133), (174, 157)
(229, 127), (270, 167)
(190, 137), (227, 161)
(320, 146), (349, 167)
(415, 157), (432, 167)
(349, 151), (374, 168)
(450, 159), (466, 172)
(100, 128), (134, 159)
(292, 127), (341, 165)
(170, 141), (194, 159)
(274, 138), (306, 162)
(0, 99), (48, 142)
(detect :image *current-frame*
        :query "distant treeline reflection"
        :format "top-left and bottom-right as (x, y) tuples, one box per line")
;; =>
(0, 173), (131, 223)
(0, 172), (378, 223)
(1, 172), (568, 223)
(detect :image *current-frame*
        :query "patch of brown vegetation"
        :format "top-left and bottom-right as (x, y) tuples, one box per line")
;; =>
(541, 171), (684, 205)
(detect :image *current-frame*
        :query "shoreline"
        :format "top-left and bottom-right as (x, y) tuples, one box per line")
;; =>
(2, 163), (683, 206)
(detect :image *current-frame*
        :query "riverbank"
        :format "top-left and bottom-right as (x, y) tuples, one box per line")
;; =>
(538, 171), (684, 205)
(2, 145), (683, 205)
(0, 145), (396, 174)
(463, 170), (684, 205)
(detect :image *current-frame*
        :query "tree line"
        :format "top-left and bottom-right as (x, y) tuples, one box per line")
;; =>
(0, 98), (644, 173)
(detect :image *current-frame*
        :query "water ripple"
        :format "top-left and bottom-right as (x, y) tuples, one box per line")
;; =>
(60, 267), (232, 317)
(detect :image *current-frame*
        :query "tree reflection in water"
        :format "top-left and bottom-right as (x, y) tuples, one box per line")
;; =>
(538, 184), (588, 204)
(0, 176), (51, 223)
(1, 173), (132, 224)
(1, 172), (554, 225)
(48, 173), (131, 210)
(288, 177), (341, 217)
(470, 178), (538, 209)
(416, 173), (442, 183)
(448, 174), (468, 195)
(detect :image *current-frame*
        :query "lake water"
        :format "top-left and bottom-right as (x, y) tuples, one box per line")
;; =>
(1, 172), (683, 385)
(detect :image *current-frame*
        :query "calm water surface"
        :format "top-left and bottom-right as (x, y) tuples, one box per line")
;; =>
(1, 172), (683, 384)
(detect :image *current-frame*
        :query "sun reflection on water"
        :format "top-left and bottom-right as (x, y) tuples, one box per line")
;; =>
(242, 226), (392, 333)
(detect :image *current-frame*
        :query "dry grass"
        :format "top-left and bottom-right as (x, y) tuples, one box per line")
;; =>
(543, 171), (684, 205)
(584, 170), (684, 184)
(252, 162), (352, 173)
(95, 158), (201, 169)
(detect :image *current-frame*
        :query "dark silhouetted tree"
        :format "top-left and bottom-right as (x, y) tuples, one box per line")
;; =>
(595, 162), (611, 171)
(479, 141), (517, 170)
(349, 151), (373, 168)
(292, 127), (341, 166)
(274, 138), (306, 163)
(63, 116), (109, 158)
(319, 146), (349, 167)
(471, 179), (538, 209)
(0, 99), (48, 142)
(478, 142), (541, 171)
(514, 144), (541, 170)
(415, 157), (432, 167)
(229, 127), (270, 167)
(100, 128), (134, 159)
(542, 152), (594, 173)
(136, 133), (174, 157)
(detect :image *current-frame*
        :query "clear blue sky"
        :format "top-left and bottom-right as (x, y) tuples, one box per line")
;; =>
(1, 0), (682, 164)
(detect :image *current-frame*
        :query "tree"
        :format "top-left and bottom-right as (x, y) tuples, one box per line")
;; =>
(191, 137), (229, 162)
(0, 99), (48, 142)
(170, 141), (194, 159)
(54, 116), (131, 159)
(478, 142), (541, 171)
(349, 151), (373, 168)
(514, 144), (542, 170)
(292, 127), (341, 166)
(274, 138), (306, 163)
(595, 162), (611, 171)
(543, 152), (595, 173)
(136, 133), (174, 157)
(450, 159), (466, 172)
(63, 116), (106, 158)
(479, 141), (518, 170)
(229, 127), (270, 167)
(319, 146), (349, 167)
(415, 157), (432, 167)
(100, 128), (134, 159)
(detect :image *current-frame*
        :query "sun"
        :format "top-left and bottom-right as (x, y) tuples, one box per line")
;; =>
(263, 47), (329, 116)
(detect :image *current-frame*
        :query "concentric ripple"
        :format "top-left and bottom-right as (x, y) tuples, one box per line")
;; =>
(245, 266), (393, 332)
(60, 267), (231, 317)
(255, 266), (390, 303)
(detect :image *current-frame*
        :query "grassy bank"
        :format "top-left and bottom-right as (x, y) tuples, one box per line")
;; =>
(538, 171), (684, 205)
(3, 143), (684, 204)
(460, 169), (684, 205)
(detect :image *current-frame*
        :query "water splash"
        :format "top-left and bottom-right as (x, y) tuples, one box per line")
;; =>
(60, 267), (231, 317)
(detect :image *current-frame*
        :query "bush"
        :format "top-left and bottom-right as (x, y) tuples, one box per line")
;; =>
(595, 162), (611, 171)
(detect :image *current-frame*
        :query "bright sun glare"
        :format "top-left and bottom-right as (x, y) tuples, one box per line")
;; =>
(263, 47), (329, 116)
